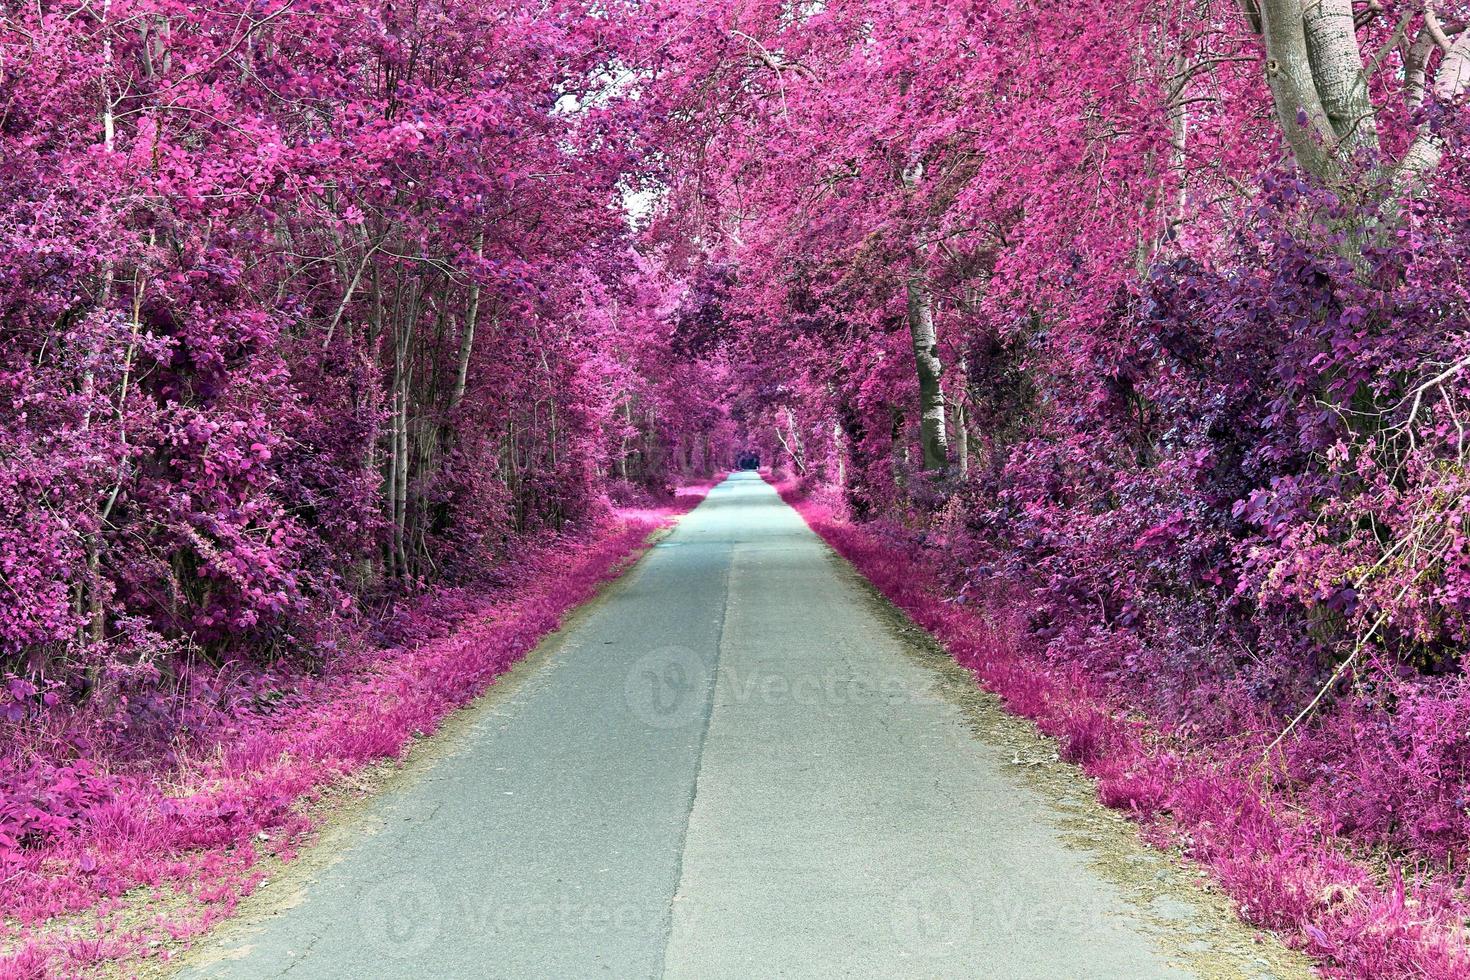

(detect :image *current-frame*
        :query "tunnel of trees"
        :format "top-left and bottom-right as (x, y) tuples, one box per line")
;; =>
(3, 0), (1470, 974)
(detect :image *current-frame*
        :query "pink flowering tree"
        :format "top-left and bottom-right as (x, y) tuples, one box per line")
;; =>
(0, 0), (728, 714)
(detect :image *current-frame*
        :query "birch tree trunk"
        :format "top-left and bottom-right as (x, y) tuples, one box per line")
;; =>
(896, 145), (949, 473)
(390, 299), (413, 577)
(1301, 0), (1377, 159)
(905, 252), (949, 471)
(1253, 0), (1339, 179)
(784, 406), (806, 472)
(449, 239), (485, 415)
(1402, 29), (1470, 182)
(82, 2), (118, 668)
(953, 398), (969, 479)
(832, 420), (846, 488)
(618, 397), (633, 481)
(1246, 0), (1470, 189)
(893, 58), (950, 475)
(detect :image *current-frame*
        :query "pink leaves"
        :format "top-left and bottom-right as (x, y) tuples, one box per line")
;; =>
(0, 760), (116, 868)
(1132, 510), (1187, 554)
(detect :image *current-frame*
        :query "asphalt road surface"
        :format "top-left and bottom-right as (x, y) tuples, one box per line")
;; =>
(178, 472), (1209, 979)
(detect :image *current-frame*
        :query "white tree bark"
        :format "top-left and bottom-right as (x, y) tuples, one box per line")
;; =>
(1246, 0), (1468, 189)
(1256, 0), (1338, 178)
(1399, 28), (1470, 185)
(832, 420), (846, 488)
(1302, 0), (1378, 157)
(905, 256), (949, 472)
(953, 398), (968, 479)
(1435, 24), (1470, 102)
(450, 237), (486, 413)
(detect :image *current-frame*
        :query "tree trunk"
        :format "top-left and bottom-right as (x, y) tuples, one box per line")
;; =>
(383, 381), (398, 580)
(449, 240), (484, 415)
(1301, 0), (1377, 159)
(905, 254), (948, 471)
(774, 413), (806, 475)
(1255, 0), (1338, 179)
(832, 420), (846, 488)
(891, 406), (909, 492)
(391, 314), (412, 577)
(784, 406), (806, 473)
(618, 396), (633, 481)
(953, 398), (969, 479)
(1402, 29), (1470, 183)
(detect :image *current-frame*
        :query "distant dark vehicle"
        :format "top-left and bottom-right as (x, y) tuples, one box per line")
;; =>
(736, 451), (760, 471)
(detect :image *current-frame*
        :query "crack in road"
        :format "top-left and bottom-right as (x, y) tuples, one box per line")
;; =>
(654, 544), (736, 980)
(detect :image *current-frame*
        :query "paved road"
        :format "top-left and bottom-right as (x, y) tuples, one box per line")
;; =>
(180, 473), (1196, 979)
